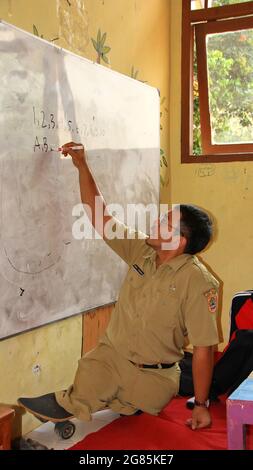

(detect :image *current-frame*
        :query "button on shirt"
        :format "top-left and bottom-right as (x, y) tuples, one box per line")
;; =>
(101, 219), (219, 365)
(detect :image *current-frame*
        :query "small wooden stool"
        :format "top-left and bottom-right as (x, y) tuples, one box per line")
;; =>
(0, 407), (15, 450)
(227, 378), (253, 450)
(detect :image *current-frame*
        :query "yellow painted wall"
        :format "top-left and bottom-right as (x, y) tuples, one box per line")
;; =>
(0, 0), (171, 435)
(169, 0), (253, 347)
(0, 316), (82, 437)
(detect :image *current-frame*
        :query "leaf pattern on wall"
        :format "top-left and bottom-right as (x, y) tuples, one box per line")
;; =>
(33, 24), (43, 39)
(160, 96), (168, 131)
(91, 29), (111, 65)
(130, 65), (147, 83)
(160, 148), (169, 187)
(32, 24), (59, 43)
(131, 66), (139, 80)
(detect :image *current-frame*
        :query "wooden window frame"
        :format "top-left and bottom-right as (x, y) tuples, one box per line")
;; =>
(196, 16), (253, 154)
(181, 0), (253, 163)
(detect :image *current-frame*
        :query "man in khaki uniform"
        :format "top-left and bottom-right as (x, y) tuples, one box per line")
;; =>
(19, 143), (219, 431)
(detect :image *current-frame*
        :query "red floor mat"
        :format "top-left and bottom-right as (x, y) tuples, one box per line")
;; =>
(69, 396), (253, 450)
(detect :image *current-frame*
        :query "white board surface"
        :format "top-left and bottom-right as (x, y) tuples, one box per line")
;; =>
(0, 21), (160, 339)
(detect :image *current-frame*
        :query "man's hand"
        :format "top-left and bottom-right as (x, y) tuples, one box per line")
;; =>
(61, 142), (86, 170)
(186, 406), (212, 430)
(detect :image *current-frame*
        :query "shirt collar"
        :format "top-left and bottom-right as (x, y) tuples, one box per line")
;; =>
(143, 249), (156, 262)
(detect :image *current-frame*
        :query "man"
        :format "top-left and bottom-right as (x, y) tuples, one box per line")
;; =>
(18, 142), (219, 431)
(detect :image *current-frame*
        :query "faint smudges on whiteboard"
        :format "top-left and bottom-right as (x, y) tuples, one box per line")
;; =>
(3, 247), (61, 275)
(17, 311), (29, 322)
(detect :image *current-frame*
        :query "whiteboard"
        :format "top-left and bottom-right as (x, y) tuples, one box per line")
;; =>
(0, 21), (160, 340)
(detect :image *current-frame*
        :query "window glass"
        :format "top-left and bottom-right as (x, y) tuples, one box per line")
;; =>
(191, 0), (205, 9)
(209, 0), (252, 6)
(193, 42), (202, 155)
(206, 29), (253, 144)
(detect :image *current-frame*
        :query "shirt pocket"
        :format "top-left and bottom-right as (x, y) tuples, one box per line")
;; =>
(118, 266), (146, 306)
(152, 287), (180, 327)
(126, 266), (146, 289)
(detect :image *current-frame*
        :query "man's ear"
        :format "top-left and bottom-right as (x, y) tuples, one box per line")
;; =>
(180, 234), (187, 252)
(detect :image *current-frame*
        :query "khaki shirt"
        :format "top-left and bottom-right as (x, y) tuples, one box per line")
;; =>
(102, 219), (219, 364)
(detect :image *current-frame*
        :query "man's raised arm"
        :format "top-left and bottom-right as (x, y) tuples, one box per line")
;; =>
(61, 142), (111, 238)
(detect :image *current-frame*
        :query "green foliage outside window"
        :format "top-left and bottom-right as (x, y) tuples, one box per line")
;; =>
(193, 24), (253, 153)
(211, 0), (252, 6)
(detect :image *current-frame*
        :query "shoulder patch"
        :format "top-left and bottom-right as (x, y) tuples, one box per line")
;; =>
(204, 288), (218, 313)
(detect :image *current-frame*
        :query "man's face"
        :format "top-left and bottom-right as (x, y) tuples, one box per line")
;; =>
(147, 209), (183, 250)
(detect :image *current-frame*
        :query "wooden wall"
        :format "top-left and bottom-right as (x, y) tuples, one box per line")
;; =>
(82, 304), (114, 354)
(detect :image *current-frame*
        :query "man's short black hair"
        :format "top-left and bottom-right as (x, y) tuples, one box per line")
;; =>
(177, 205), (213, 255)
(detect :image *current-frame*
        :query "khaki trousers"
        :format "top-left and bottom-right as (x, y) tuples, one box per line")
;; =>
(56, 342), (180, 421)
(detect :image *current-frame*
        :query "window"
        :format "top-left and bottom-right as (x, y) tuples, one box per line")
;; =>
(181, 0), (253, 162)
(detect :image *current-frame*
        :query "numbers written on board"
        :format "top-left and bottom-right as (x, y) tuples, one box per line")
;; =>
(32, 106), (106, 137)
(33, 107), (57, 130)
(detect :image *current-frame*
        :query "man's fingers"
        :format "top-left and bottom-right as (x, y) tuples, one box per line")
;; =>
(196, 420), (212, 429)
(61, 143), (84, 157)
(185, 418), (211, 430)
(62, 141), (76, 148)
(185, 417), (197, 430)
(61, 142), (83, 150)
(61, 149), (71, 157)
(59, 142), (86, 170)
(191, 418), (197, 430)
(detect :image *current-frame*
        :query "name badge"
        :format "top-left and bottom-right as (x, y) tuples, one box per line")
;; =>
(132, 264), (145, 276)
